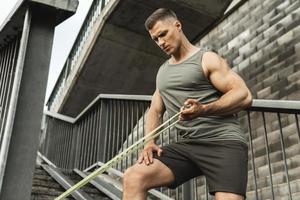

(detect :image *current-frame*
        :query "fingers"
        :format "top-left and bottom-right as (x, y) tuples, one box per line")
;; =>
(138, 152), (144, 164)
(180, 99), (202, 121)
(157, 148), (163, 156)
(137, 145), (163, 165)
(145, 150), (152, 165)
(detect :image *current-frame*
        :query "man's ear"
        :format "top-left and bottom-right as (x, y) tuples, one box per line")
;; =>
(174, 20), (182, 32)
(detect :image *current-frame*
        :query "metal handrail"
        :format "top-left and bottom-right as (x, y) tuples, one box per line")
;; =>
(44, 96), (300, 123)
(249, 99), (300, 114)
(41, 95), (300, 199)
(44, 94), (152, 123)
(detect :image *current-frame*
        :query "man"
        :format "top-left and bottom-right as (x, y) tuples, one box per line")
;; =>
(123, 8), (252, 200)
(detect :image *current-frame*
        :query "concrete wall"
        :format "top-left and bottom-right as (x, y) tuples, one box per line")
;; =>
(194, 0), (300, 198)
(196, 0), (300, 100)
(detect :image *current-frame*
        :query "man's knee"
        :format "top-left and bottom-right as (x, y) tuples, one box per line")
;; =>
(123, 165), (149, 190)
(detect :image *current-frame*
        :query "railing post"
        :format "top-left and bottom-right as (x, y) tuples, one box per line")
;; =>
(182, 180), (195, 200)
(0, 1), (78, 199)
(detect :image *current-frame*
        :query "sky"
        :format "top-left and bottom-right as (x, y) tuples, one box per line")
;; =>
(0, 0), (93, 103)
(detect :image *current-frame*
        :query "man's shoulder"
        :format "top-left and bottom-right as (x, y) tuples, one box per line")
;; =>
(202, 51), (223, 71)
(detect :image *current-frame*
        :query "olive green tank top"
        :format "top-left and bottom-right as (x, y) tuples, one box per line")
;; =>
(156, 49), (247, 144)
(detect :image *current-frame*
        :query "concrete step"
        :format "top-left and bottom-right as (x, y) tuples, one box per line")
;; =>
(31, 165), (111, 200)
(246, 179), (300, 200)
(249, 136), (300, 170)
(251, 122), (298, 159)
(247, 162), (300, 191)
(62, 170), (110, 199)
(31, 165), (76, 200)
(272, 191), (300, 200)
(248, 154), (300, 180)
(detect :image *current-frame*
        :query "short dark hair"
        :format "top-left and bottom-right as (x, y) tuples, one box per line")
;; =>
(145, 8), (178, 31)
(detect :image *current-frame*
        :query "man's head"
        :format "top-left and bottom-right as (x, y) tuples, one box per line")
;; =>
(145, 8), (183, 55)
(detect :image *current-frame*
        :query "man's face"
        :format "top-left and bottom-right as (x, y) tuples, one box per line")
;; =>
(148, 19), (182, 55)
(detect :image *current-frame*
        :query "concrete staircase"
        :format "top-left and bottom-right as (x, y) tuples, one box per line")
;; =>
(31, 165), (75, 200)
(31, 165), (111, 200)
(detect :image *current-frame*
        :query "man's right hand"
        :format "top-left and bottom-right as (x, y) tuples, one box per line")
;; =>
(138, 142), (163, 165)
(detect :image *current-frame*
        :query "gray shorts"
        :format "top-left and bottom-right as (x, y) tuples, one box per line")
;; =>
(153, 139), (248, 197)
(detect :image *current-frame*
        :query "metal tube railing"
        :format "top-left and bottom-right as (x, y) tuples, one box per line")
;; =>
(46, 0), (120, 112)
(0, 8), (31, 191)
(41, 97), (300, 199)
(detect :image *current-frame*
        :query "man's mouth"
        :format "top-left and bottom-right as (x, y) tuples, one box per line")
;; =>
(163, 46), (170, 51)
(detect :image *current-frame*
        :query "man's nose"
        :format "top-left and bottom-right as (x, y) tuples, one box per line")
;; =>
(158, 38), (165, 47)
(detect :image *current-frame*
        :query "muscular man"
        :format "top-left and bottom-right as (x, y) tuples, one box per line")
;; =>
(123, 8), (252, 200)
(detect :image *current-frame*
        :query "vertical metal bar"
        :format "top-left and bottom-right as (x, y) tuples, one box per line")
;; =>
(125, 101), (130, 168)
(82, 117), (89, 169)
(116, 100), (121, 170)
(73, 123), (81, 169)
(277, 113), (292, 200)
(0, 46), (9, 140)
(80, 118), (86, 169)
(48, 118), (54, 159)
(85, 113), (91, 167)
(66, 123), (72, 168)
(63, 123), (68, 168)
(0, 44), (9, 105)
(54, 120), (60, 166)
(130, 101), (134, 165)
(63, 122), (69, 168)
(66, 123), (72, 169)
(108, 100), (113, 160)
(163, 113), (171, 197)
(247, 111), (259, 199)
(43, 117), (51, 157)
(0, 49), (5, 99)
(295, 114), (300, 142)
(120, 101), (125, 171)
(61, 122), (67, 168)
(103, 100), (109, 162)
(46, 118), (52, 160)
(0, 44), (10, 132)
(78, 121), (83, 169)
(135, 102), (140, 161)
(91, 109), (97, 165)
(111, 100), (116, 158)
(160, 115), (164, 194)
(87, 112), (94, 167)
(97, 101), (103, 162)
(205, 177), (208, 200)
(101, 0), (105, 9)
(262, 112), (274, 200)
(59, 121), (64, 167)
(54, 120), (59, 165)
(68, 124), (76, 169)
(94, 107), (99, 163)
(87, 113), (93, 167)
(194, 178), (198, 200)
(82, 115), (89, 169)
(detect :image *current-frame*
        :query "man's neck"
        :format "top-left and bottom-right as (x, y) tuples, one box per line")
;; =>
(170, 38), (199, 64)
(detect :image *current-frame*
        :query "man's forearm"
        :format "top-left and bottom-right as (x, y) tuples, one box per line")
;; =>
(145, 109), (163, 145)
(202, 89), (252, 116)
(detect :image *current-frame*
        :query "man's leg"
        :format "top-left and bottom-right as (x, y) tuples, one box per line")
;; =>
(123, 158), (175, 200)
(215, 192), (244, 200)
